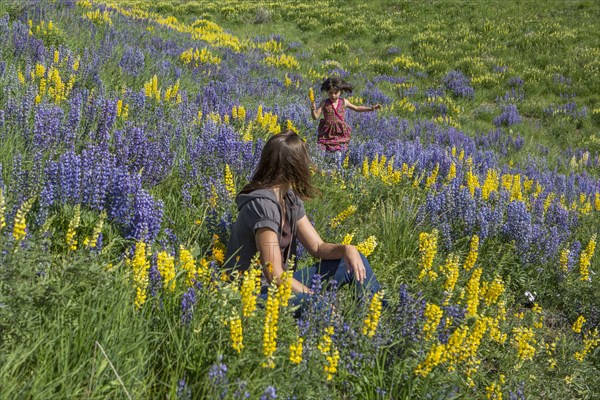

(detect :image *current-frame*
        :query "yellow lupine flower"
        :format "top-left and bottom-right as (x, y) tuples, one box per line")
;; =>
(35, 63), (46, 78)
(262, 284), (281, 367)
(84, 210), (105, 249)
(447, 162), (456, 181)
(579, 234), (596, 281)
(329, 205), (357, 228)
(512, 327), (536, 361)
(72, 56), (80, 71)
(488, 315), (507, 344)
(179, 47), (221, 66)
(341, 232), (355, 245)
(212, 234), (226, 265)
(443, 325), (469, 371)
(465, 268), (482, 318)
(197, 257), (212, 288)
(414, 342), (445, 377)
(463, 317), (488, 359)
(65, 204), (81, 251)
(157, 251), (176, 292)
(355, 235), (377, 257)
(362, 157), (370, 178)
(317, 326), (334, 355)
(363, 291), (384, 338)
(465, 167), (480, 197)
(425, 164), (439, 189)
(572, 315), (586, 333)
(179, 245), (196, 287)
(418, 230), (438, 281)
(263, 54), (299, 69)
(324, 346), (340, 380)
(482, 276), (504, 306)
(256, 105), (264, 124)
(0, 188), (6, 231)
(308, 87), (315, 103)
(343, 154), (349, 169)
(18, 70), (26, 85)
(229, 314), (244, 353)
(510, 174), (523, 202)
(241, 267), (261, 317)
(284, 74), (292, 87)
(289, 337), (303, 364)
(440, 253), (460, 294)
(13, 198), (34, 243)
(129, 240), (150, 309)
(485, 380), (503, 400)
(370, 154), (381, 177)
(224, 164), (236, 198)
(574, 329), (599, 362)
(285, 119), (298, 134)
(559, 247), (570, 273)
(543, 192), (555, 212)
(237, 105), (246, 121)
(276, 271), (292, 307)
(463, 234), (479, 270)
(482, 169), (499, 200)
(422, 303), (443, 341)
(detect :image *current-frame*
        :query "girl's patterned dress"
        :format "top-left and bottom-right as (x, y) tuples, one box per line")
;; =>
(317, 98), (351, 152)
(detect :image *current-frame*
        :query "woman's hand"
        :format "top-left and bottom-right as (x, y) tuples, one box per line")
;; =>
(342, 245), (366, 283)
(371, 104), (382, 111)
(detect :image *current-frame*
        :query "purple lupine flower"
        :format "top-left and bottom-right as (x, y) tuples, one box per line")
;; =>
(94, 98), (117, 145)
(508, 382), (526, 400)
(119, 45), (145, 76)
(567, 241), (582, 272)
(443, 70), (474, 99)
(233, 380), (250, 399)
(260, 386), (277, 400)
(180, 287), (196, 325)
(493, 104), (521, 127)
(438, 305), (466, 344)
(208, 358), (229, 399)
(360, 86), (392, 105)
(176, 378), (191, 400)
(148, 254), (161, 298)
(396, 284), (425, 341)
(508, 76), (524, 87)
(503, 201), (532, 256)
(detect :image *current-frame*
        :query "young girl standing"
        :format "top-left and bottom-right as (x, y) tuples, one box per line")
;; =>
(310, 76), (382, 152)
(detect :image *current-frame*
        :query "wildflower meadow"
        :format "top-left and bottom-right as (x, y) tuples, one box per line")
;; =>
(0, 0), (599, 399)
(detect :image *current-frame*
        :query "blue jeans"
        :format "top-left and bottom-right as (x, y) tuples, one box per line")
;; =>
(260, 253), (383, 314)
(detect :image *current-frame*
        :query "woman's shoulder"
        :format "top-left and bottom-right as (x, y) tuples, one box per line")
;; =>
(286, 190), (304, 206)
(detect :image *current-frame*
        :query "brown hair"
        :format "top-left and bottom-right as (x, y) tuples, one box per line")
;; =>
(240, 131), (320, 200)
(320, 76), (353, 94)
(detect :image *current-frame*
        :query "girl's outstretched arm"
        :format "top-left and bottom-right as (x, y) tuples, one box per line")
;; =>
(256, 227), (312, 293)
(311, 100), (325, 120)
(345, 99), (382, 112)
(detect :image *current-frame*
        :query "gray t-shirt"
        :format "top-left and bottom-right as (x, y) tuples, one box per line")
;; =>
(224, 188), (306, 272)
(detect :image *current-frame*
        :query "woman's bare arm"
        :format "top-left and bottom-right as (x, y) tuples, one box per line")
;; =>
(255, 227), (312, 293)
(296, 216), (366, 283)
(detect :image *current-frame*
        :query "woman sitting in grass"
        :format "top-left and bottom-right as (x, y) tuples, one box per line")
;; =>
(224, 130), (384, 312)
